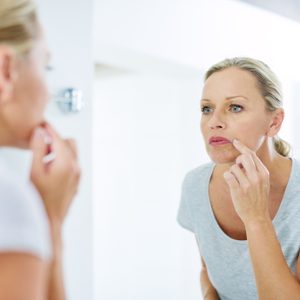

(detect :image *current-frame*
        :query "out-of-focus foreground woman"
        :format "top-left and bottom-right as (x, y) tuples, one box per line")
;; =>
(0, 1), (80, 299)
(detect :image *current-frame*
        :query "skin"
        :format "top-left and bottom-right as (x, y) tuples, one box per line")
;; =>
(0, 33), (50, 148)
(201, 67), (281, 164)
(0, 26), (80, 300)
(198, 67), (300, 299)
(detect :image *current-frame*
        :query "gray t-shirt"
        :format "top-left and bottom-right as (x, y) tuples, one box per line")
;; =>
(177, 158), (300, 300)
(0, 164), (51, 260)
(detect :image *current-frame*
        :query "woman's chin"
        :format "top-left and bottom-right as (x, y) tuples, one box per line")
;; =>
(208, 151), (238, 164)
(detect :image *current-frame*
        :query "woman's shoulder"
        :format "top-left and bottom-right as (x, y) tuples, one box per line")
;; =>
(184, 162), (214, 182)
(287, 158), (300, 193)
(292, 158), (300, 176)
(0, 165), (51, 260)
(0, 164), (45, 224)
(181, 162), (214, 193)
(0, 165), (40, 209)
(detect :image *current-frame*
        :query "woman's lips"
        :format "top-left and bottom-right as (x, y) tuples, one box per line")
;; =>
(209, 136), (232, 146)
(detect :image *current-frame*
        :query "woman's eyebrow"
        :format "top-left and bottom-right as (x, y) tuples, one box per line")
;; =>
(200, 95), (249, 102)
(201, 96), (248, 102)
(226, 95), (248, 100)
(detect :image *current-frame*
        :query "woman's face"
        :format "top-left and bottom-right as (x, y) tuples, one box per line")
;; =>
(1, 30), (50, 148)
(200, 67), (275, 164)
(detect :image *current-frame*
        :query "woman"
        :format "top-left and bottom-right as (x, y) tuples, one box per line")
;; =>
(178, 57), (300, 299)
(0, 0), (80, 299)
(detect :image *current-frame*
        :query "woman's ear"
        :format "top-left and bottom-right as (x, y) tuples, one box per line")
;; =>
(0, 46), (17, 104)
(267, 108), (284, 137)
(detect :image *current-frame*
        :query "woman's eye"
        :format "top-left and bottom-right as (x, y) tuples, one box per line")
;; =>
(229, 104), (243, 113)
(201, 106), (213, 114)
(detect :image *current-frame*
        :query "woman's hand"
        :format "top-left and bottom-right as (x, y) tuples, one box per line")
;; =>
(29, 122), (81, 225)
(223, 139), (270, 225)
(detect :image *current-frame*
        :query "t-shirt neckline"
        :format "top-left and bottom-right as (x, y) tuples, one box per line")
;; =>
(205, 158), (295, 244)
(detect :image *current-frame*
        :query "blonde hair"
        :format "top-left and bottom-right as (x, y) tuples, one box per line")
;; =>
(205, 57), (291, 157)
(0, 0), (39, 54)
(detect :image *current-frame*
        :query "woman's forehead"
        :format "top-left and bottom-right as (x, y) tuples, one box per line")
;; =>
(202, 68), (262, 99)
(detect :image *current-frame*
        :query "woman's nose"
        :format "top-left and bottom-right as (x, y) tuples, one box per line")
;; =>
(207, 112), (226, 129)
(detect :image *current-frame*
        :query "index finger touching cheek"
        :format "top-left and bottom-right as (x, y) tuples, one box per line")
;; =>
(41, 122), (62, 142)
(232, 139), (253, 155)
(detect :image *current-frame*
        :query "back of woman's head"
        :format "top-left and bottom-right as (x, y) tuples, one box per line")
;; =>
(205, 57), (291, 157)
(0, 0), (39, 55)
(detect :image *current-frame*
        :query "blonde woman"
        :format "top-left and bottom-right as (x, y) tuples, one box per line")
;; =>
(178, 57), (300, 299)
(0, 1), (80, 299)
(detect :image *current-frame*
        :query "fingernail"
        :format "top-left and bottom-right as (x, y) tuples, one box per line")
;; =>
(33, 127), (45, 140)
(43, 132), (52, 145)
(33, 127), (52, 145)
(223, 172), (230, 179)
(42, 152), (56, 164)
(233, 139), (239, 144)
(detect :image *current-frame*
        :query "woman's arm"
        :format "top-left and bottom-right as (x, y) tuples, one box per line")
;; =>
(200, 257), (220, 300)
(0, 253), (48, 300)
(245, 219), (300, 300)
(47, 222), (65, 300)
(224, 139), (300, 299)
(30, 124), (80, 300)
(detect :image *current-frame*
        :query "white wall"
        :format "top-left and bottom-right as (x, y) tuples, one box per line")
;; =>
(38, 1), (94, 299)
(94, 0), (300, 79)
(93, 69), (207, 300)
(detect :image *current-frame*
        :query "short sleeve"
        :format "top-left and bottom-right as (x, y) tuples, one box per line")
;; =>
(177, 173), (195, 232)
(0, 175), (52, 261)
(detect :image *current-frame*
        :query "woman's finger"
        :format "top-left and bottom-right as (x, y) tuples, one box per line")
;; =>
(229, 164), (250, 190)
(233, 138), (268, 177)
(64, 139), (78, 159)
(232, 139), (253, 155)
(251, 153), (270, 177)
(236, 153), (258, 183)
(30, 127), (49, 174)
(223, 171), (239, 190)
